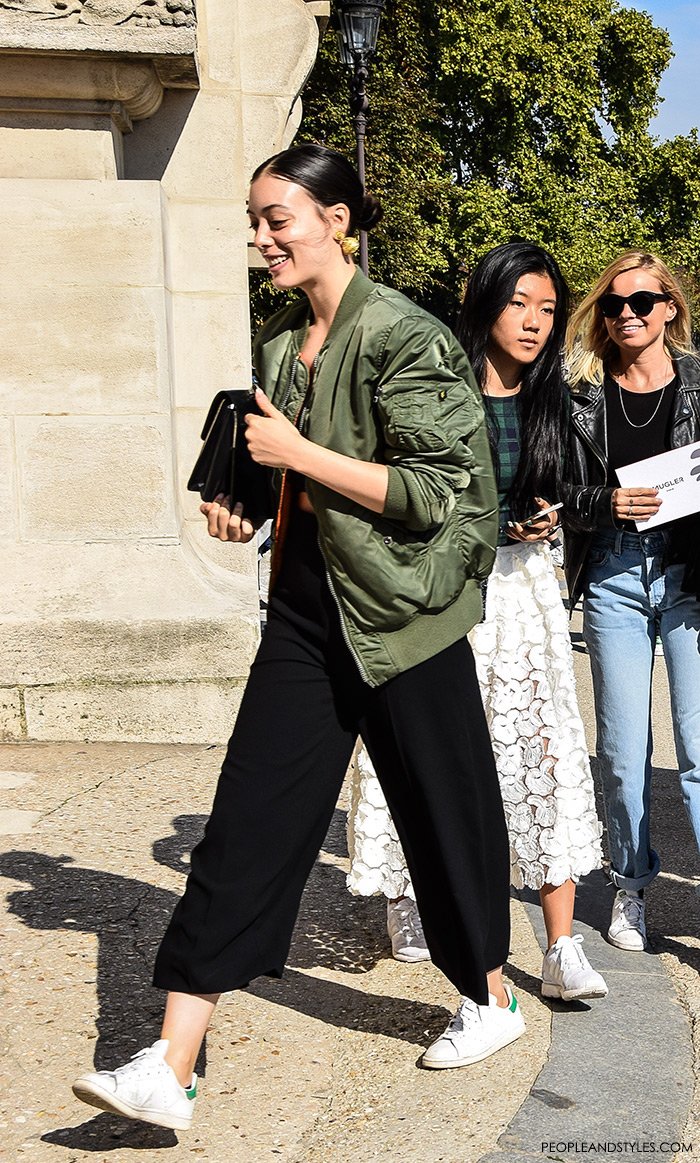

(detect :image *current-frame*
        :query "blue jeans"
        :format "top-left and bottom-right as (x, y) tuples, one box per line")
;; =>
(583, 529), (700, 890)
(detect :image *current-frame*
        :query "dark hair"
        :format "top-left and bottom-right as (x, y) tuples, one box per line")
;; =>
(251, 143), (383, 234)
(455, 241), (570, 523)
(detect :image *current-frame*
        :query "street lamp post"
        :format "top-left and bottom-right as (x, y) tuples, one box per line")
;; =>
(335, 0), (386, 275)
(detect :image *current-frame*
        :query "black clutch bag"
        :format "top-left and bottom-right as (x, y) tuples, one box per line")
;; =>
(187, 389), (273, 525)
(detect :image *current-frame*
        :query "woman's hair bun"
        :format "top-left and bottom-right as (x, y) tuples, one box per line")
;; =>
(360, 193), (383, 232)
(253, 142), (384, 235)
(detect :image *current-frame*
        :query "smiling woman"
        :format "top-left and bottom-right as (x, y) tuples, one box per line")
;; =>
(564, 249), (700, 955)
(247, 147), (382, 296)
(249, 183), (346, 288)
(72, 143), (522, 1130)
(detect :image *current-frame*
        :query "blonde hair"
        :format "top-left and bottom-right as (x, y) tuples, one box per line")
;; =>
(566, 250), (693, 387)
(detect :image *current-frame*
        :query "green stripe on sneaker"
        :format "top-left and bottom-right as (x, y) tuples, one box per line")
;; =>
(509, 993), (518, 1013)
(185, 1082), (197, 1100)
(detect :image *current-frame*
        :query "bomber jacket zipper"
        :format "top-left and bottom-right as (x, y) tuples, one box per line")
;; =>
(279, 354), (298, 414)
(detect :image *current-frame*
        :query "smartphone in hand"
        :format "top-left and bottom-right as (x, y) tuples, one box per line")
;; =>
(517, 501), (563, 528)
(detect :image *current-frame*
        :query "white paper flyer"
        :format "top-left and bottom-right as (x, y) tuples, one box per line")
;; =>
(616, 440), (700, 529)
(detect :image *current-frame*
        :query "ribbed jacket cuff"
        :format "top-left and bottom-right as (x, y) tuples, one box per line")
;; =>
(382, 466), (410, 520)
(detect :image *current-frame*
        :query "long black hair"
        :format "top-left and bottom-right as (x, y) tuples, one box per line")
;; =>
(251, 143), (383, 235)
(455, 241), (570, 523)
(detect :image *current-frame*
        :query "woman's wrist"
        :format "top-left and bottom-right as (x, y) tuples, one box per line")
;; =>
(291, 434), (321, 477)
(292, 439), (388, 512)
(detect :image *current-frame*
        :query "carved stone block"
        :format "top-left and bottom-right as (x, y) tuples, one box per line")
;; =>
(0, 2), (195, 28)
(0, 0), (199, 91)
(0, 0), (199, 176)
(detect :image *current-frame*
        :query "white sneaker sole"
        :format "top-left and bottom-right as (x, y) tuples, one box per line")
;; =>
(72, 1078), (192, 1132)
(392, 948), (432, 963)
(421, 1019), (525, 1069)
(607, 930), (646, 952)
(541, 981), (609, 1001)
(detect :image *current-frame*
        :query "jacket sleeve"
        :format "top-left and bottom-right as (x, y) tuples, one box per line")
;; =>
(375, 315), (493, 532)
(561, 481), (617, 532)
(561, 396), (617, 533)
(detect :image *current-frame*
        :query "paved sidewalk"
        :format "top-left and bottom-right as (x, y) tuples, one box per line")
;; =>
(1, 628), (698, 1162)
(0, 741), (550, 1163)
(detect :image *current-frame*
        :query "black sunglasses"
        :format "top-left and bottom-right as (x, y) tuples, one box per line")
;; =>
(598, 290), (672, 318)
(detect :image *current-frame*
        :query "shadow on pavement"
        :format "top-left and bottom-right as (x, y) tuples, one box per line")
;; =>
(248, 966), (449, 1045)
(1, 804), (446, 1154)
(288, 859), (389, 973)
(41, 1113), (177, 1153)
(151, 812), (206, 875)
(0, 850), (171, 1068)
(502, 957), (542, 1002)
(0, 804), (436, 1102)
(0, 849), (187, 1154)
(647, 764), (700, 975)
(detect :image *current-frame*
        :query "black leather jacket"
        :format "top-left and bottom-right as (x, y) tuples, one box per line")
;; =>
(563, 352), (700, 609)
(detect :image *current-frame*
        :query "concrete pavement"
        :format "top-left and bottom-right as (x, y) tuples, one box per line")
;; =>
(1, 622), (698, 1162)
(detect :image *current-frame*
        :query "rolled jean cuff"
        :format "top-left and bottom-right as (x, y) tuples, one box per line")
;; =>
(607, 849), (660, 892)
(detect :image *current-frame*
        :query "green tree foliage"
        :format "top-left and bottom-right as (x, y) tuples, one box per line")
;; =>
(250, 0), (700, 328)
(250, 0), (456, 327)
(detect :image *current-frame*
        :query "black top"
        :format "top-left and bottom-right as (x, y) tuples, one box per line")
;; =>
(604, 374), (676, 487)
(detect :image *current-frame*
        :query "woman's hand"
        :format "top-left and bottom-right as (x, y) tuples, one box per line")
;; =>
(507, 496), (559, 543)
(200, 495), (256, 543)
(611, 486), (661, 523)
(246, 387), (389, 512)
(245, 388), (305, 470)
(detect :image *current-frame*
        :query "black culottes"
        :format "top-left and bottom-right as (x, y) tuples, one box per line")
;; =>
(154, 514), (510, 1005)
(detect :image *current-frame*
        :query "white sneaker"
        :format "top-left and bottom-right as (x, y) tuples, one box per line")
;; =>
(387, 897), (431, 963)
(72, 1039), (197, 1131)
(608, 889), (647, 951)
(422, 986), (525, 1068)
(541, 935), (609, 1000)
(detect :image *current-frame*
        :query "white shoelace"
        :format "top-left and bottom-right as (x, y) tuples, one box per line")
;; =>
(392, 900), (424, 943)
(116, 1045), (164, 1079)
(556, 934), (588, 968)
(448, 997), (482, 1035)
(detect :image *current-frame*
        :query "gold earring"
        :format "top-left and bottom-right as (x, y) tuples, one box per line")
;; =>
(334, 229), (360, 257)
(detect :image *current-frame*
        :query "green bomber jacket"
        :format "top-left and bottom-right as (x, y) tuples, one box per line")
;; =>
(252, 269), (498, 687)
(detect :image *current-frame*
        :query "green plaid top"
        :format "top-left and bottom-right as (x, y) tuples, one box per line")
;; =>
(488, 395), (521, 546)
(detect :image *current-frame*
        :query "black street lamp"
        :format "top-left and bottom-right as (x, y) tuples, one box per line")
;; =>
(335, 0), (386, 275)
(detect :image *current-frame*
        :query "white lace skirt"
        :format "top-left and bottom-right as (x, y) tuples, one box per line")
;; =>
(346, 746), (416, 900)
(346, 541), (603, 895)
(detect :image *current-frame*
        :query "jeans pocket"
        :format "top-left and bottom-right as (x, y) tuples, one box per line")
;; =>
(587, 547), (611, 570)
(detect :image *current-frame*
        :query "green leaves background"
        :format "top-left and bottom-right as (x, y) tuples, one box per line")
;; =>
(251, 0), (700, 329)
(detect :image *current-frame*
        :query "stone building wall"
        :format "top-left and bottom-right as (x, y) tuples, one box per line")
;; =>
(0, 0), (328, 742)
